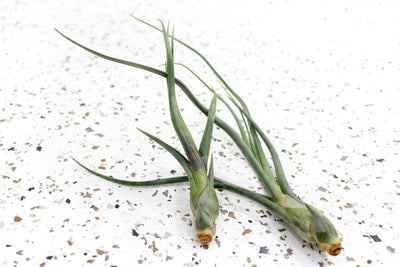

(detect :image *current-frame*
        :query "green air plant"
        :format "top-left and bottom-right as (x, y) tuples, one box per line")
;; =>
(62, 23), (220, 244)
(156, 24), (220, 243)
(56, 18), (342, 255)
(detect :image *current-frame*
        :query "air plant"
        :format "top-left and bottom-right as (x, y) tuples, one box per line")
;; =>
(155, 24), (220, 243)
(62, 24), (220, 244)
(56, 17), (342, 255)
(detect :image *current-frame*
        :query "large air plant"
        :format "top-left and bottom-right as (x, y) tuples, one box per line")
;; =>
(56, 18), (342, 255)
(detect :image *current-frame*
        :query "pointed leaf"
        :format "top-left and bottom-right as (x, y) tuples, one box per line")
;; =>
(175, 63), (250, 148)
(199, 94), (217, 168)
(71, 156), (189, 186)
(137, 128), (193, 179)
(72, 155), (285, 219)
(160, 22), (203, 172)
(232, 103), (297, 198)
(207, 154), (215, 186)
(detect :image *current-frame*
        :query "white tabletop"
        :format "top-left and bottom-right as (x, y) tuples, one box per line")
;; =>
(1, 0), (399, 266)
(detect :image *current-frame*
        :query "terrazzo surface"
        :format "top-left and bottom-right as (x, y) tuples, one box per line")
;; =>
(1, 0), (399, 266)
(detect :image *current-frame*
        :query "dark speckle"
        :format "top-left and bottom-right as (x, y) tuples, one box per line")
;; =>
(36, 146), (42, 152)
(248, 220), (252, 223)
(6, 245), (12, 247)
(281, 149), (292, 155)
(170, 169), (176, 174)
(367, 260), (372, 264)
(65, 199), (71, 204)
(376, 158), (385, 163)
(80, 103), (85, 106)
(131, 229), (139, 237)
(46, 256), (53, 260)
(8, 147), (15, 151)
(370, 235), (381, 242)
(333, 175), (338, 179)
(115, 204), (120, 209)
(28, 187), (35, 191)
(259, 246), (268, 254)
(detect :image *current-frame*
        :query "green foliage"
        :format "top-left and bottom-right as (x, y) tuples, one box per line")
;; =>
(56, 17), (341, 255)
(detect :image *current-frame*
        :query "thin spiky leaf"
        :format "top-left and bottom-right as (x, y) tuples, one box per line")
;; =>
(72, 157), (279, 212)
(230, 98), (275, 178)
(175, 63), (212, 90)
(130, 15), (235, 100)
(73, 155), (290, 225)
(160, 22), (203, 171)
(175, 63), (250, 147)
(230, 103), (297, 198)
(207, 155), (215, 186)
(71, 157), (188, 186)
(199, 94), (217, 168)
(137, 128), (192, 179)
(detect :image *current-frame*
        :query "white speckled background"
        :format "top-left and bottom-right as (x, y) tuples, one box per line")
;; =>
(1, 0), (399, 266)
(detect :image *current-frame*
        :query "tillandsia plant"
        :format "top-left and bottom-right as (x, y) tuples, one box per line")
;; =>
(61, 23), (220, 244)
(56, 17), (342, 255)
(155, 24), (220, 243)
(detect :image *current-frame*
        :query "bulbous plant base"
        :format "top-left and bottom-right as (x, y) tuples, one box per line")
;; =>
(196, 229), (213, 244)
(319, 242), (342, 256)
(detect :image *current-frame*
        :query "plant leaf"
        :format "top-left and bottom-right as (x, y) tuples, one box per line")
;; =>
(230, 103), (297, 198)
(199, 94), (217, 168)
(71, 156), (188, 186)
(137, 128), (193, 179)
(160, 22), (204, 172)
(175, 63), (250, 148)
(72, 156), (289, 230)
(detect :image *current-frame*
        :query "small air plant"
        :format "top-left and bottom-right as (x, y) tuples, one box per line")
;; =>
(56, 17), (342, 255)
(155, 24), (220, 243)
(60, 23), (220, 244)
